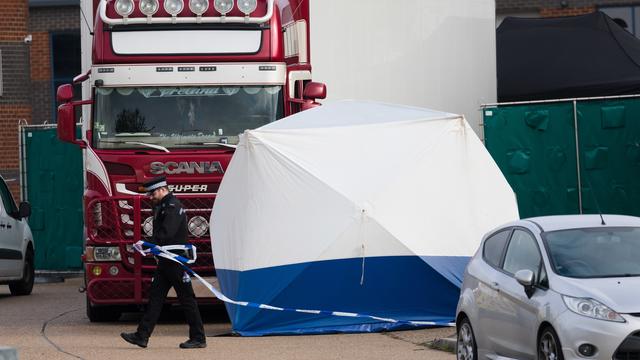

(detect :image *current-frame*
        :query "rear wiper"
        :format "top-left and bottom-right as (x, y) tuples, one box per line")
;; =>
(184, 142), (237, 150)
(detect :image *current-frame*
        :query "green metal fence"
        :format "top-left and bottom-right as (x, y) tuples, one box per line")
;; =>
(484, 95), (640, 219)
(20, 125), (83, 270)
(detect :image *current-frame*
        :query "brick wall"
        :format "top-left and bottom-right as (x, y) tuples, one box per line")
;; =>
(540, 5), (596, 16)
(0, 43), (31, 104)
(0, 0), (28, 42)
(29, 6), (80, 125)
(0, 0), (30, 202)
(30, 6), (80, 32)
(0, 3), (80, 202)
(0, 105), (30, 170)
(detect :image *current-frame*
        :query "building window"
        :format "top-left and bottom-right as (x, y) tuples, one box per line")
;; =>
(51, 31), (81, 121)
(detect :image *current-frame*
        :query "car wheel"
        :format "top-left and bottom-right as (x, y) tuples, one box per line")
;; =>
(539, 327), (564, 360)
(86, 295), (122, 322)
(9, 248), (34, 296)
(457, 317), (478, 360)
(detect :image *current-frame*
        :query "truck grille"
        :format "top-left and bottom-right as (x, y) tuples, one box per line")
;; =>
(89, 279), (135, 301)
(88, 278), (153, 303)
(86, 195), (216, 274)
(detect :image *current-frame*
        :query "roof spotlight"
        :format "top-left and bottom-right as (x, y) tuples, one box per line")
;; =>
(139, 0), (159, 16)
(237, 0), (256, 15)
(214, 0), (234, 15)
(189, 0), (209, 15)
(115, 0), (134, 17)
(164, 0), (185, 16)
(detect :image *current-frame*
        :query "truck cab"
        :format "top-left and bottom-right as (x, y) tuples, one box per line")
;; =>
(56, 0), (325, 321)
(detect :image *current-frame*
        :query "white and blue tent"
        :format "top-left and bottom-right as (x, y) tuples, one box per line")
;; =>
(211, 101), (519, 336)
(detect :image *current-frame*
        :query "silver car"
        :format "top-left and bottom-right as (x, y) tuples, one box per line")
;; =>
(456, 215), (640, 360)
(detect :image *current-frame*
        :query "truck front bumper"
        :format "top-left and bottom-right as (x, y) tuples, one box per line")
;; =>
(85, 263), (219, 305)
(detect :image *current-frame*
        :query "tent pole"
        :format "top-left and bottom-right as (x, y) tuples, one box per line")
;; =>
(573, 100), (583, 214)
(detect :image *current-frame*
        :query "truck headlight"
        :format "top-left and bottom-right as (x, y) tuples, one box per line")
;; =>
(189, 0), (209, 15)
(115, 0), (135, 17)
(237, 0), (256, 15)
(562, 295), (625, 323)
(214, 0), (233, 15)
(92, 247), (122, 262)
(140, 0), (159, 16)
(164, 0), (184, 15)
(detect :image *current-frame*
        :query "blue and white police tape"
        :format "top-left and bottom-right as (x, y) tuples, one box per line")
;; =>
(133, 240), (455, 327)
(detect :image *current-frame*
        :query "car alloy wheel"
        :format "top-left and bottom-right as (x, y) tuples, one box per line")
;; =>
(539, 327), (564, 360)
(457, 318), (477, 360)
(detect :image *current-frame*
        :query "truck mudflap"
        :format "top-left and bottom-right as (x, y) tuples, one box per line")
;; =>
(84, 195), (218, 304)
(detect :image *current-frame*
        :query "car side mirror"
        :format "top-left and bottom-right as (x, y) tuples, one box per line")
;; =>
(515, 269), (536, 298)
(18, 202), (31, 219)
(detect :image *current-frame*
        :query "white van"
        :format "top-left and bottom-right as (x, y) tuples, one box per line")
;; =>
(0, 176), (34, 295)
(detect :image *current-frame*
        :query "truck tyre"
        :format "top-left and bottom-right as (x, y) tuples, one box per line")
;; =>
(86, 296), (122, 322)
(9, 248), (34, 296)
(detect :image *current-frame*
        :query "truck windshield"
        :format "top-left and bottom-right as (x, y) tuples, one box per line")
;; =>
(92, 86), (283, 149)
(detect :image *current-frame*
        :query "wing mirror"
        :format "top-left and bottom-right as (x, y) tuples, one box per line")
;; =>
(57, 84), (74, 103)
(303, 82), (327, 101)
(18, 202), (31, 219)
(56, 83), (88, 148)
(515, 269), (536, 298)
(299, 82), (327, 111)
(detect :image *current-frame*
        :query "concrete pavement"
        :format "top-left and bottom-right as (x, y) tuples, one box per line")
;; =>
(0, 277), (456, 360)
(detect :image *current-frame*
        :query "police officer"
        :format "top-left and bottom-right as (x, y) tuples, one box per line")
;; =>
(121, 176), (206, 349)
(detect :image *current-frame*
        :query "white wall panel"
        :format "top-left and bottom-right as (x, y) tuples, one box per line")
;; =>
(310, 0), (496, 137)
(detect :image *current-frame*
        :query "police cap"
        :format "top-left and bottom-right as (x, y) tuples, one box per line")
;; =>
(142, 176), (168, 195)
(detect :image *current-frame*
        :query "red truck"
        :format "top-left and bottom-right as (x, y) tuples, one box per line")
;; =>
(56, 0), (325, 321)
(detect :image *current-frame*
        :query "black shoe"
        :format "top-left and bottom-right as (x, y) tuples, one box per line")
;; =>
(179, 339), (207, 349)
(120, 332), (148, 348)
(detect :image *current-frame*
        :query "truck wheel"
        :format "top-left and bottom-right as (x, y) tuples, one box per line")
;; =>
(86, 296), (122, 322)
(9, 249), (34, 296)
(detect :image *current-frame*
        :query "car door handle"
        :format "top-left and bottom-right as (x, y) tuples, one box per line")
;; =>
(489, 282), (500, 291)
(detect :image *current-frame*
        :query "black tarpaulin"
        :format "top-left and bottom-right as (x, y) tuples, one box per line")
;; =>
(497, 11), (640, 102)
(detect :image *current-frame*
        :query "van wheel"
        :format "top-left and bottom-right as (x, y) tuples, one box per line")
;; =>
(457, 317), (478, 360)
(86, 296), (122, 322)
(539, 327), (564, 360)
(9, 249), (34, 296)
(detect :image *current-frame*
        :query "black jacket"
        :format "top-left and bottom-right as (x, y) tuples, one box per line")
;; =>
(152, 193), (188, 247)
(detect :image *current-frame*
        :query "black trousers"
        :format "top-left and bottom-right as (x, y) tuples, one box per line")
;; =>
(137, 259), (205, 341)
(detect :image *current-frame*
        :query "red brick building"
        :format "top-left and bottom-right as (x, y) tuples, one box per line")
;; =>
(0, 0), (79, 201)
(0, 0), (32, 200)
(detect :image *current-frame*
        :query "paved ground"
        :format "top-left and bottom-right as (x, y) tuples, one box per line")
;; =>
(0, 277), (456, 360)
